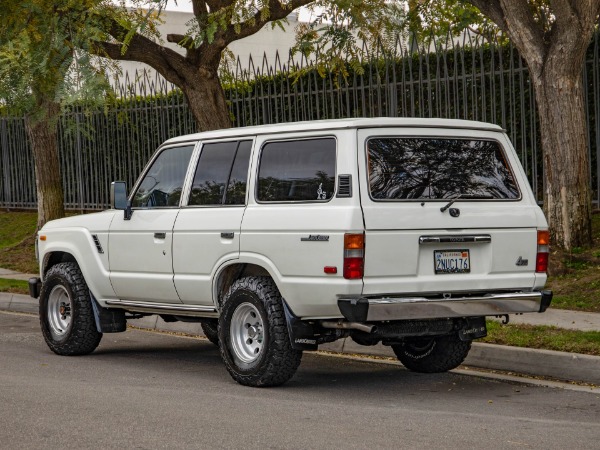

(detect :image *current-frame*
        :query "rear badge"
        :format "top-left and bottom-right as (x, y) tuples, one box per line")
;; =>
(516, 256), (529, 266)
(301, 235), (330, 242)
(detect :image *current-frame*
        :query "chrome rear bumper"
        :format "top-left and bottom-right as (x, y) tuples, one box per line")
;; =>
(338, 291), (553, 322)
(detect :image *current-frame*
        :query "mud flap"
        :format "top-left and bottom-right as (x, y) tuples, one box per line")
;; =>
(458, 316), (487, 341)
(282, 300), (318, 351)
(90, 292), (126, 333)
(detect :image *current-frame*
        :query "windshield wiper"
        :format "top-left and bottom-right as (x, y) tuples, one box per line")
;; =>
(440, 194), (495, 212)
(440, 194), (462, 213)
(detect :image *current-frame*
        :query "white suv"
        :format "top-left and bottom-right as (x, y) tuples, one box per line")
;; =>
(30, 118), (552, 387)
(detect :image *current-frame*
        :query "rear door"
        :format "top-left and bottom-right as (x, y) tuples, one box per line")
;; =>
(357, 127), (541, 296)
(172, 140), (252, 306)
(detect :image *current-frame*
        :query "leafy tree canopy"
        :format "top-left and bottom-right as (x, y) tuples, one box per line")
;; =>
(0, 0), (117, 120)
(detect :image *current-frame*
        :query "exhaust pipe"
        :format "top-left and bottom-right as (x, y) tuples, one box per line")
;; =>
(320, 320), (376, 333)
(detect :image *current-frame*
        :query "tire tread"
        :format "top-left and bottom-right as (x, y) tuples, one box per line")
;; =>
(392, 334), (471, 373)
(40, 262), (102, 356)
(219, 276), (302, 387)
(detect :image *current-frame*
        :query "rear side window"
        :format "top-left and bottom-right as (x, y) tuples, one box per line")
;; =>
(132, 145), (195, 208)
(367, 138), (520, 201)
(188, 140), (251, 206)
(257, 138), (336, 202)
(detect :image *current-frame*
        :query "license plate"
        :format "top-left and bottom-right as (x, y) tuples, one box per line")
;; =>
(434, 250), (470, 274)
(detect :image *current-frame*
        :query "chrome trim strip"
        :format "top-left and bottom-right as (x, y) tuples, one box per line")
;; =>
(340, 292), (542, 321)
(419, 234), (492, 244)
(105, 300), (218, 318)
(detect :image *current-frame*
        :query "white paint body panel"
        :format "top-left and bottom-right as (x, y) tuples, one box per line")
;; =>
(173, 206), (245, 305)
(109, 209), (181, 303)
(357, 128), (547, 297)
(38, 211), (119, 302)
(36, 119), (549, 319)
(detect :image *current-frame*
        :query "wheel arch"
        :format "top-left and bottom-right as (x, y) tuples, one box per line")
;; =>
(213, 262), (272, 309)
(42, 251), (77, 278)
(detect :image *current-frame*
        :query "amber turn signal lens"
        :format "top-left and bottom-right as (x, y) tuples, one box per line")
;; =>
(39, 235), (47, 241)
(344, 233), (365, 249)
(537, 230), (550, 246)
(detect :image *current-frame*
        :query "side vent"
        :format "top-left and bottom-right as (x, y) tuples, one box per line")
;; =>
(92, 235), (104, 254)
(336, 174), (352, 198)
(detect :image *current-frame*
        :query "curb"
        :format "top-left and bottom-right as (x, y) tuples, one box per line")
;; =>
(2, 292), (599, 385)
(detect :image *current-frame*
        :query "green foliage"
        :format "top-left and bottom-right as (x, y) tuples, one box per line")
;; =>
(293, 0), (502, 79)
(0, 0), (116, 122)
(0, 278), (29, 295)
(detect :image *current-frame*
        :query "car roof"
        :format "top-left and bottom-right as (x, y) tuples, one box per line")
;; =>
(164, 118), (504, 145)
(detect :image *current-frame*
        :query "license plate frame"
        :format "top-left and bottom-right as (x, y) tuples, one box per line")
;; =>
(434, 249), (470, 274)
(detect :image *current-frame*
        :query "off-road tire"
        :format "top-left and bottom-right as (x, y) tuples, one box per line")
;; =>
(391, 333), (471, 373)
(201, 320), (219, 346)
(219, 276), (302, 387)
(39, 262), (102, 355)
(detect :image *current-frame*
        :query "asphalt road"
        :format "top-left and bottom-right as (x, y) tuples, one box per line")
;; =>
(1, 311), (599, 450)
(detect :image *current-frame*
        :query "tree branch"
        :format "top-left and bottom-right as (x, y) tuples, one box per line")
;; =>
(221, 0), (314, 44)
(91, 17), (194, 86)
(465, 0), (507, 33)
(468, 0), (546, 75)
(167, 33), (195, 49)
(542, 0), (600, 77)
(191, 0), (209, 17)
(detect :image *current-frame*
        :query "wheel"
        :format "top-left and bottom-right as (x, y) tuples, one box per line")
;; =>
(39, 262), (102, 355)
(201, 320), (219, 346)
(391, 333), (471, 373)
(218, 276), (302, 387)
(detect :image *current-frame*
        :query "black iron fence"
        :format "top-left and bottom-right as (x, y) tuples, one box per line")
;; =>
(1, 32), (599, 210)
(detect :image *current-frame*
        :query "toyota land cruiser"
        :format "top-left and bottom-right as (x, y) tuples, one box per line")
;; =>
(30, 118), (552, 387)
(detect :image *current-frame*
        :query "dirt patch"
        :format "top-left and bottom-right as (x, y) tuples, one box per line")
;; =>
(0, 234), (39, 274)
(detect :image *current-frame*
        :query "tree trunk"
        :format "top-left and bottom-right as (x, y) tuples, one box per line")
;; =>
(25, 100), (65, 230)
(534, 67), (592, 250)
(183, 69), (232, 132)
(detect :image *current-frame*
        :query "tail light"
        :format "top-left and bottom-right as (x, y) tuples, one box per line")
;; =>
(536, 230), (550, 273)
(344, 233), (365, 279)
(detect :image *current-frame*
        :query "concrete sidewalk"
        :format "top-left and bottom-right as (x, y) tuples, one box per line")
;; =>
(1, 290), (599, 385)
(0, 268), (38, 281)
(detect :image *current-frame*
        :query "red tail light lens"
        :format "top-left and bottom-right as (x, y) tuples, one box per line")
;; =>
(344, 233), (365, 279)
(536, 230), (550, 273)
(536, 252), (549, 273)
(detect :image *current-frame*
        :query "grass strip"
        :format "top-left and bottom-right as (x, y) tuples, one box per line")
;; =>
(0, 278), (29, 295)
(483, 320), (600, 356)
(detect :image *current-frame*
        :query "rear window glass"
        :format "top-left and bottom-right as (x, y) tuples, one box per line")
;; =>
(367, 138), (520, 201)
(257, 138), (336, 202)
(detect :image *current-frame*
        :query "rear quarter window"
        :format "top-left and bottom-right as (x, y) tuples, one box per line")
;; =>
(367, 137), (520, 201)
(257, 138), (336, 202)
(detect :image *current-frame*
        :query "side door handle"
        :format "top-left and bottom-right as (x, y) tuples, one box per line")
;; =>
(221, 232), (234, 239)
(154, 232), (166, 239)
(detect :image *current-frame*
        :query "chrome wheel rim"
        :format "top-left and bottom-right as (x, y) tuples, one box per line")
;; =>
(47, 285), (72, 337)
(230, 302), (264, 364)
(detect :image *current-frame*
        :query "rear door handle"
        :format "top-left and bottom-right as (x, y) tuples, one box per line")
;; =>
(221, 232), (234, 239)
(154, 232), (166, 239)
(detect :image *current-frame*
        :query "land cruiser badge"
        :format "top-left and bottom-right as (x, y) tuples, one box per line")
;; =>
(301, 235), (330, 242)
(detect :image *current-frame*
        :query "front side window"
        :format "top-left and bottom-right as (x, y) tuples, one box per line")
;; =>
(257, 138), (336, 202)
(132, 145), (195, 208)
(188, 140), (252, 206)
(367, 138), (520, 201)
